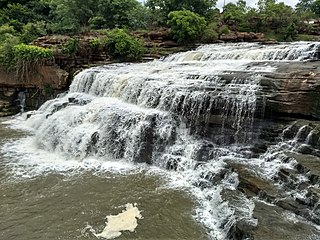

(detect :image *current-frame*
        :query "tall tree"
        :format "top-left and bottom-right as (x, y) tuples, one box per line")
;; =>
(146, 0), (217, 24)
(296, 0), (315, 11)
(96, 0), (148, 29)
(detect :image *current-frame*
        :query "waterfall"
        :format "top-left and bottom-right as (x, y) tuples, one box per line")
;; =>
(165, 42), (320, 62)
(6, 42), (320, 239)
(17, 91), (26, 112)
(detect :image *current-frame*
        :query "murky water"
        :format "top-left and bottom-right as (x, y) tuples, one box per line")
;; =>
(0, 119), (207, 240)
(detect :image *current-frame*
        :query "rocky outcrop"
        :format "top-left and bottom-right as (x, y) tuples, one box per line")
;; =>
(260, 61), (320, 119)
(219, 31), (265, 42)
(0, 65), (68, 113)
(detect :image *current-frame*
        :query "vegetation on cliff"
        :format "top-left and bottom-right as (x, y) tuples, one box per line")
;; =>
(0, 0), (320, 78)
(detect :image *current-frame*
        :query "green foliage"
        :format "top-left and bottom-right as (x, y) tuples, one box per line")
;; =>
(12, 43), (53, 81)
(104, 28), (144, 61)
(167, 10), (207, 44)
(49, 0), (96, 33)
(222, 1), (246, 24)
(21, 21), (47, 43)
(220, 25), (230, 34)
(62, 38), (79, 55)
(278, 22), (299, 41)
(88, 16), (106, 30)
(97, 0), (148, 29)
(296, 0), (315, 11)
(311, 0), (320, 16)
(146, 0), (217, 24)
(13, 44), (53, 61)
(0, 24), (16, 41)
(0, 34), (21, 70)
(89, 38), (102, 50)
(201, 22), (219, 43)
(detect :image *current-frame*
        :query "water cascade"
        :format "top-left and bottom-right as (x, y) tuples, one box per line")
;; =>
(17, 91), (26, 112)
(3, 42), (320, 239)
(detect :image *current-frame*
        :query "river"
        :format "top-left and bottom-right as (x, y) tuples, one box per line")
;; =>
(1, 42), (320, 240)
(0, 118), (208, 239)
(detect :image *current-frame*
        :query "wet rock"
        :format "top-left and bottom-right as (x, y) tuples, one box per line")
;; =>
(297, 144), (314, 155)
(227, 162), (279, 199)
(252, 200), (320, 240)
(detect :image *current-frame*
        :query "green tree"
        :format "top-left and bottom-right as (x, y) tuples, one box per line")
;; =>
(222, 0), (248, 31)
(296, 0), (314, 11)
(146, 0), (217, 24)
(258, 0), (294, 28)
(95, 0), (148, 29)
(167, 10), (207, 44)
(311, 0), (320, 15)
(47, 0), (97, 33)
(104, 28), (145, 61)
(0, 33), (20, 70)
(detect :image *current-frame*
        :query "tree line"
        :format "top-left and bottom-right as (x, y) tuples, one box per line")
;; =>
(0, 0), (320, 69)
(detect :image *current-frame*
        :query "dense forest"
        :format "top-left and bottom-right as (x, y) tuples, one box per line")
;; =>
(0, 0), (320, 70)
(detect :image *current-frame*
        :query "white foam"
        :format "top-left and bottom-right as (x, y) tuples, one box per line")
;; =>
(94, 203), (142, 239)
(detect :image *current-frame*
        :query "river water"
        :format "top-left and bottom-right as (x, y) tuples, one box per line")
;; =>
(0, 119), (207, 240)
(1, 42), (320, 240)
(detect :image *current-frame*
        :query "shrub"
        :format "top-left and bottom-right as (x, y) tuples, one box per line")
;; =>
(89, 38), (102, 50)
(0, 24), (16, 41)
(21, 21), (47, 43)
(62, 38), (79, 55)
(201, 22), (219, 43)
(167, 10), (206, 44)
(0, 34), (21, 70)
(219, 25), (230, 35)
(88, 16), (106, 30)
(12, 43), (53, 81)
(13, 43), (53, 61)
(104, 28), (144, 61)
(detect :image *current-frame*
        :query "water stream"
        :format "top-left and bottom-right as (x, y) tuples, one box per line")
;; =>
(1, 42), (320, 239)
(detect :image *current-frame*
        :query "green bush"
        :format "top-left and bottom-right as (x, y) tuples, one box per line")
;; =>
(104, 28), (144, 61)
(0, 34), (21, 70)
(219, 25), (230, 35)
(89, 38), (102, 50)
(167, 10), (206, 44)
(13, 43), (53, 61)
(62, 38), (79, 55)
(0, 24), (16, 41)
(21, 21), (47, 43)
(201, 22), (219, 43)
(12, 44), (53, 81)
(88, 16), (106, 30)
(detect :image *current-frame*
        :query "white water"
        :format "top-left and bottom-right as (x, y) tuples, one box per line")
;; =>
(165, 42), (320, 62)
(2, 42), (320, 239)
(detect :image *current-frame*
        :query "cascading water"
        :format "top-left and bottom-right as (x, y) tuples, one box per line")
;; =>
(2, 42), (320, 239)
(17, 91), (26, 112)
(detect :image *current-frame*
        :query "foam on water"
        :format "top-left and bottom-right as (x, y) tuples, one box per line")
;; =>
(94, 203), (142, 239)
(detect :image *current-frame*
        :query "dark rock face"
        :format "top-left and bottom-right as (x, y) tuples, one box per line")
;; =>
(0, 66), (68, 114)
(261, 62), (320, 119)
(213, 61), (320, 121)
